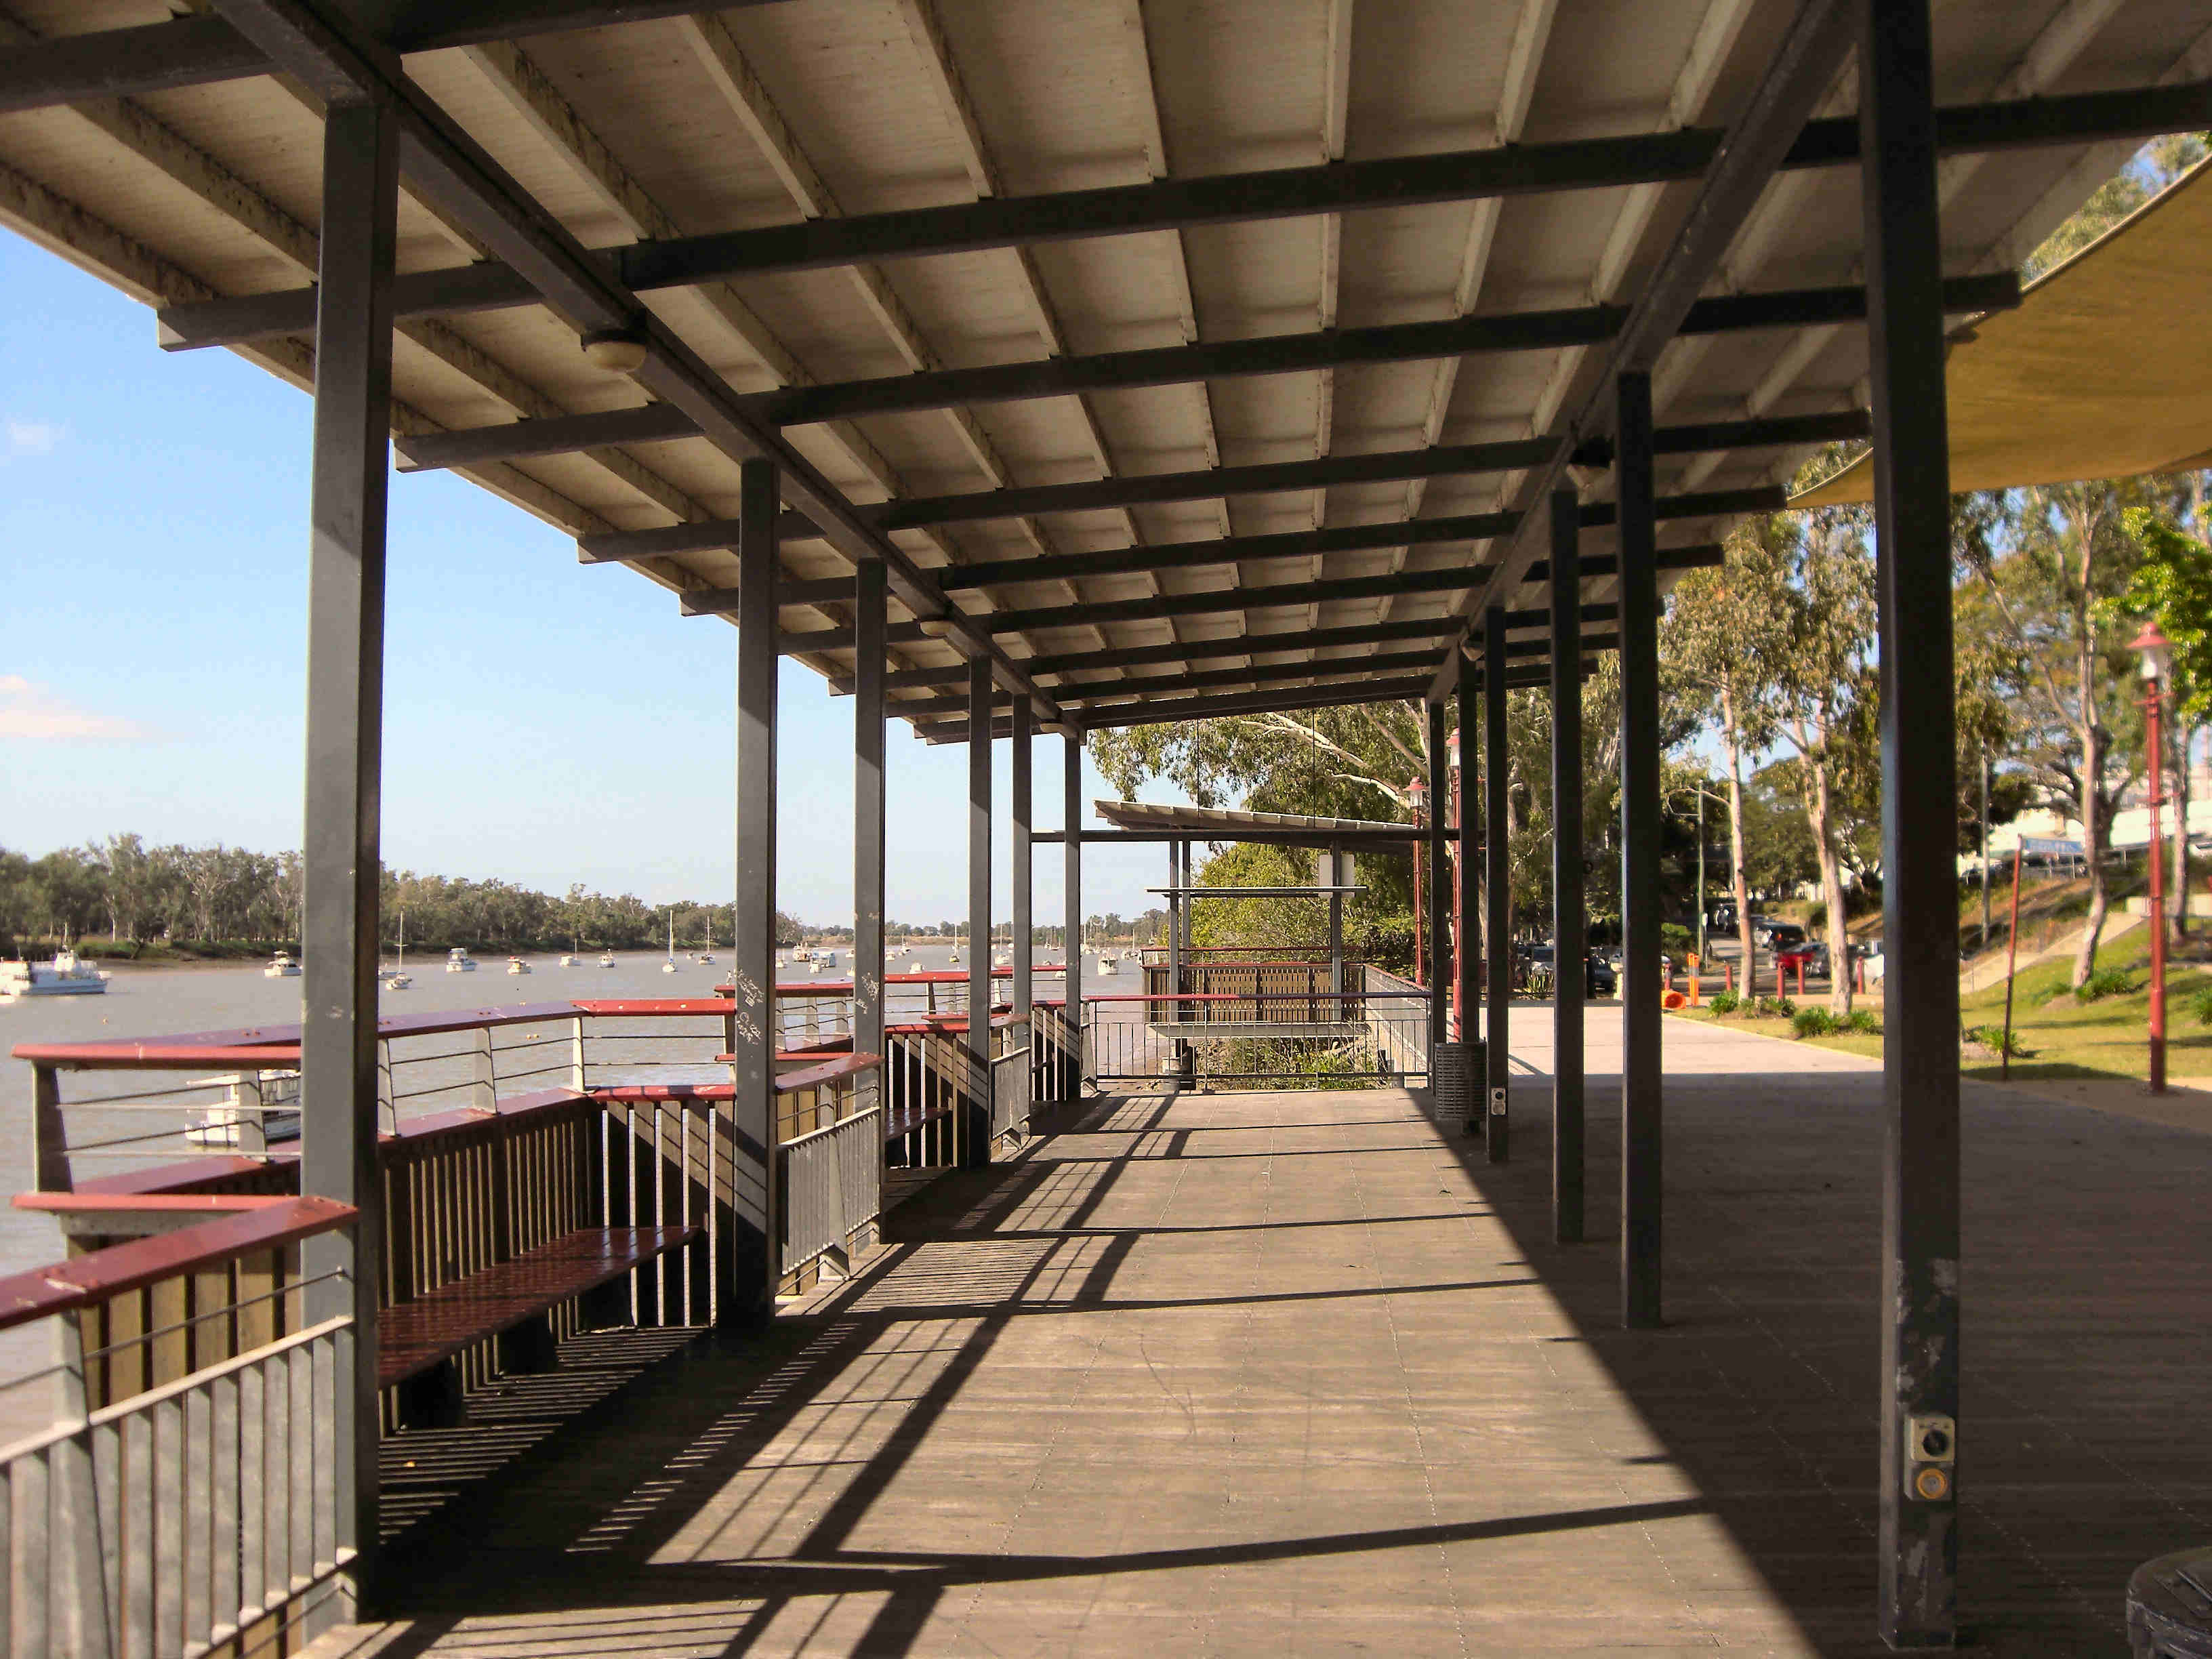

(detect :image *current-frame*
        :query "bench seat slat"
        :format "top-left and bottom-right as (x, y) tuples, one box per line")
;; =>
(377, 1224), (696, 1388)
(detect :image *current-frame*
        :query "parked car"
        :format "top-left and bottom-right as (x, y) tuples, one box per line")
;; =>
(1774, 939), (1829, 976)
(1759, 921), (1807, 950)
(1521, 943), (1616, 998)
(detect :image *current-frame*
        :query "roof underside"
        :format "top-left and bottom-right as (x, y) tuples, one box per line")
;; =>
(5, 0), (2210, 740)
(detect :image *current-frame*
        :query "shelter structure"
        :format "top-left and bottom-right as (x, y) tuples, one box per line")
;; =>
(7, 0), (2212, 1648)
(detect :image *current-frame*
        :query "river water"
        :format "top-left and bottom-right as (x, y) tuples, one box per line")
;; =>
(0, 943), (1118, 1271)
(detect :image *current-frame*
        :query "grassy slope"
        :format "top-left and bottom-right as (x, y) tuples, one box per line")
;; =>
(1668, 926), (2212, 1081)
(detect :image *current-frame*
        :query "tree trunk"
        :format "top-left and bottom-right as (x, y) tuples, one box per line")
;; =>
(2173, 718), (2193, 937)
(1805, 759), (1854, 1015)
(2072, 722), (2109, 988)
(1721, 687), (1756, 999)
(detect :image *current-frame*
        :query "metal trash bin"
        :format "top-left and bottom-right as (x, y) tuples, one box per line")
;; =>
(2131, 1547), (2212, 1656)
(1431, 1041), (1475, 1129)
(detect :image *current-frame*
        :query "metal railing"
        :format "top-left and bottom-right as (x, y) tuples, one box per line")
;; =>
(991, 1029), (1032, 1143)
(0, 1197), (357, 1659)
(1086, 988), (1434, 1090)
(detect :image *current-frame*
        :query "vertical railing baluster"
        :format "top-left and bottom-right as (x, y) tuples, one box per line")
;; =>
(182, 1385), (211, 1651)
(152, 1396), (181, 1656)
(239, 1359), (264, 1641)
(16, 1450), (46, 1659)
(120, 1412), (151, 1658)
(288, 1343), (312, 1593)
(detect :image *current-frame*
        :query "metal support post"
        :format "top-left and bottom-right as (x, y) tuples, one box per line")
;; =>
(1618, 369), (1663, 1329)
(299, 94), (397, 1618)
(1064, 732), (1084, 1101)
(1549, 491), (1585, 1233)
(730, 456), (781, 1322)
(855, 564), (887, 1084)
(1012, 697), (1033, 1079)
(1483, 606), (1511, 1160)
(1454, 661), (1478, 1050)
(1862, 0), (1961, 1640)
(1427, 700), (1452, 1046)
(1329, 844), (1347, 1001)
(964, 656), (993, 1166)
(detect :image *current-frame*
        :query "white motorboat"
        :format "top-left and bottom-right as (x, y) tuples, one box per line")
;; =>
(506, 956), (531, 975)
(598, 951), (617, 968)
(445, 947), (477, 973)
(0, 949), (110, 1000)
(264, 951), (301, 979)
(1096, 950), (1119, 975)
(819, 949), (839, 968)
(186, 1069), (301, 1149)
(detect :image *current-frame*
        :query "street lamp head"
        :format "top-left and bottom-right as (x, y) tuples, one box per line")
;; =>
(1407, 776), (1428, 811)
(2131, 620), (2173, 684)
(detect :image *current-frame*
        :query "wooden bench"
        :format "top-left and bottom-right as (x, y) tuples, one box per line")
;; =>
(378, 1223), (697, 1425)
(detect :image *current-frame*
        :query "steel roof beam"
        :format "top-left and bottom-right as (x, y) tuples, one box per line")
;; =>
(394, 275), (2011, 472)
(881, 630), (1624, 716)
(0, 3), (800, 116)
(920, 661), (1589, 745)
(937, 504), (1739, 592)
(152, 78), (2209, 348)
(969, 528), (1735, 635)
(204, 0), (1063, 724)
(572, 410), (1860, 564)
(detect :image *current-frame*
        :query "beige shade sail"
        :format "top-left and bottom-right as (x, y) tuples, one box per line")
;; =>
(1793, 158), (2212, 508)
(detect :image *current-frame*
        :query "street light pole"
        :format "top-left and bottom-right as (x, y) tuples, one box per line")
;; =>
(2134, 621), (2173, 1095)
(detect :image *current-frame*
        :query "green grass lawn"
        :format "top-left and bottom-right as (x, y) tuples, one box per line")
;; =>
(1663, 1003), (1884, 1060)
(1666, 930), (2212, 1082)
(1956, 929), (2212, 1084)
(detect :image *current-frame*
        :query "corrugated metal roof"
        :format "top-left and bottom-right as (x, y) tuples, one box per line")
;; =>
(5, 1), (2207, 730)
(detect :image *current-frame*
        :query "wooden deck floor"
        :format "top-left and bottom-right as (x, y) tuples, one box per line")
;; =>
(314, 1019), (2212, 1656)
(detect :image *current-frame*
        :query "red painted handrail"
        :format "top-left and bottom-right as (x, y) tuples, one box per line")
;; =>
(0, 1196), (356, 1334)
(12, 1193), (300, 1216)
(17, 1043), (304, 1070)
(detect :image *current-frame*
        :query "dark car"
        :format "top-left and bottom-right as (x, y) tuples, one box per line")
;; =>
(1759, 922), (1807, 950)
(1524, 943), (1616, 998)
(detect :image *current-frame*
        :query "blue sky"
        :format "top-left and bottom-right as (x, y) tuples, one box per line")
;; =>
(0, 236), (1174, 926)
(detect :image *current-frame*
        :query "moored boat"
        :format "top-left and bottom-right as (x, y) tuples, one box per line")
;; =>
(0, 949), (110, 1000)
(264, 951), (301, 979)
(446, 947), (478, 973)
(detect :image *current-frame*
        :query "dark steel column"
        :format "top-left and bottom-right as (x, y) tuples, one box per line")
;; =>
(1549, 490), (1586, 1240)
(1863, 0), (1961, 1641)
(1483, 605), (1511, 1161)
(1063, 733), (1084, 1101)
(731, 456), (781, 1321)
(854, 564), (887, 1073)
(1427, 700), (1452, 1045)
(965, 657), (993, 1166)
(299, 96), (397, 1615)
(1617, 370), (1663, 1329)
(1011, 698), (1033, 1074)
(1454, 655), (1479, 1057)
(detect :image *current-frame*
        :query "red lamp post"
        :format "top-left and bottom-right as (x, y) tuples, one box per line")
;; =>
(1408, 774), (1429, 987)
(1448, 731), (1463, 1041)
(2133, 621), (2174, 1094)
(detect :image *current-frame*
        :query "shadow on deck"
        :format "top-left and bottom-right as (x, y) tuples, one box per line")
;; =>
(315, 1061), (2212, 1656)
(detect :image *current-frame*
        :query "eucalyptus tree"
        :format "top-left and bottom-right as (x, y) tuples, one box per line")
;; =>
(1665, 537), (1790, 994)
(1956, 480), (2171, 987)
(1750, 507), (1879, 1013)
(2112, 507), (2212, 933)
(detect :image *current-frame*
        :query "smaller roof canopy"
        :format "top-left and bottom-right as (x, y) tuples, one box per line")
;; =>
(1094, 800), (1422, 846)
(1796, 159), (2212, 508)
